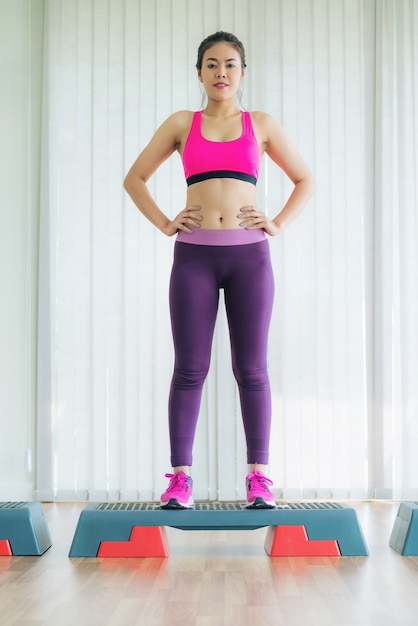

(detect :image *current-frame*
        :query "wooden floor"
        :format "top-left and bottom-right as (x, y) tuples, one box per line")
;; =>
(1, 501), (418, 625)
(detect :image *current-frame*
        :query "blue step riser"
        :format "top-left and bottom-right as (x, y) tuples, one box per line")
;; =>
(0, 502), (52, 556)
(69, 502), (369, 557)
(389, 502), (418, 555)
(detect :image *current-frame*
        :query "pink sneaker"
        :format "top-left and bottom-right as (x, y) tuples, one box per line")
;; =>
(160, 471), (194, 509)
(246, 465), (276, 509)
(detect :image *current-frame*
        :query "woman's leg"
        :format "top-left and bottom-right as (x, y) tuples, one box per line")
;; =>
(223, 240), (275, 465)
(168, 242), (219, 468)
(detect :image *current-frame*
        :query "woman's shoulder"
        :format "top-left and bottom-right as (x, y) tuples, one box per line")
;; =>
(248, 111), (284, 145)
(164, 109), (196, 129)
(154, 110), (195, 144)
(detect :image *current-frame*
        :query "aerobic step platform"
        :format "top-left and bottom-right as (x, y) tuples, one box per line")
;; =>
(69, 502), (368, 558)
(0, 502), (52, 556)
(389, 502), (418, 555)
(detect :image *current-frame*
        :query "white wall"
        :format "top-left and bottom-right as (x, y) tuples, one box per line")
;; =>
(0, 0), (43, 499)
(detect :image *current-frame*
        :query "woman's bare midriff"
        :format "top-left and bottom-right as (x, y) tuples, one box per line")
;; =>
(186, 178), (258, 230)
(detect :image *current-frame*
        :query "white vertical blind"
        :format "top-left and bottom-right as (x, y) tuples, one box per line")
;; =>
(0, 0), (43, 500)
(372, 0), (418, 498)
(36, 0), (418, 502)
(251, 0), (370, 500)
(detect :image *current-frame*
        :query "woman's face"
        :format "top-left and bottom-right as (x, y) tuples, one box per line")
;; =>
(198, 41), (245, 100)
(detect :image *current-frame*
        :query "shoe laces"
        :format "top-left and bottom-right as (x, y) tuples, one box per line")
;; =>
(165, 471), (190, 492)
(246, 466), (273, 491)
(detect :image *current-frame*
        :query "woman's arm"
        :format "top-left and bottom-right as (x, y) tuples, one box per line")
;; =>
(264, 113), (316, 230)
(240, 112), (316, 236)
(124, 111), (202, 236)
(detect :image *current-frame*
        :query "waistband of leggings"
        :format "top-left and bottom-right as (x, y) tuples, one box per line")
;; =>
(176, 228), (266, 246)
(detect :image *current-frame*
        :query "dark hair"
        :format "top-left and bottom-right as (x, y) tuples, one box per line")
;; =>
(196, 31), (246, 70)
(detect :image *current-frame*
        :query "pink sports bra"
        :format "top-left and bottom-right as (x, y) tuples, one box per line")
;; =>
(182, 110), (261, 187)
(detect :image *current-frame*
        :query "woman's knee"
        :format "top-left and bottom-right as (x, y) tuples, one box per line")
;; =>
(232, 365), (269, 389)
(172, 364), (210, 389)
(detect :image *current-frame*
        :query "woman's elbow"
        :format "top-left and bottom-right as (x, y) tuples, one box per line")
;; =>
(303, 170), (316, 196)
(123, 169), (133, 190)
(123, 170), (141, 195)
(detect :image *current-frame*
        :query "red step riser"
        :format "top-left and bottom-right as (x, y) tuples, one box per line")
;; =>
(265, 524), (341, 556)
(97, 525), (169, 557)
(0, 539), (13, 556)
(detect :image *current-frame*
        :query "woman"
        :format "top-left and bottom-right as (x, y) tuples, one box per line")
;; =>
(124, 31), (315, 509)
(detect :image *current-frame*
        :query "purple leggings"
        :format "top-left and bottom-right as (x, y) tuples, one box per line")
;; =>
(168, 230), (274, 467)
